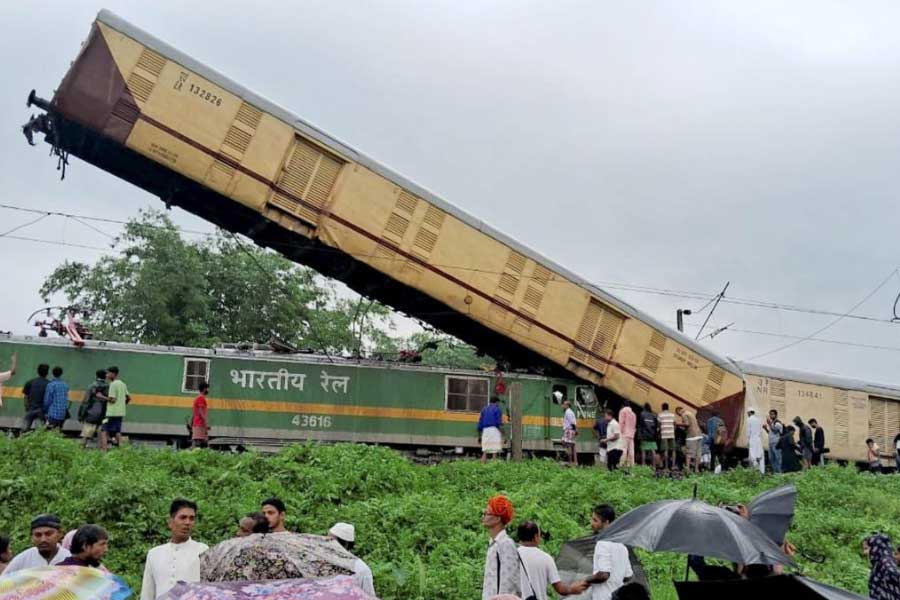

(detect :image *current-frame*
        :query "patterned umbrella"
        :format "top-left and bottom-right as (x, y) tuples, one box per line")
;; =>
(162, 575), (375, 600)
(0, 566), (131, 600)
(200, 533), (356, 582)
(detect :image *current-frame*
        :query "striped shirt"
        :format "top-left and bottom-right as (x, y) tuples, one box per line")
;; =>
(43, 379), (70, 421)
(658, 411), (676, 440)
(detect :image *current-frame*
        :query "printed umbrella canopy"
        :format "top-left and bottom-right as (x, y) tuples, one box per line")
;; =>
(200, 533), (356, 582)
(748, 484), (797, 545)
(162, 575), (376, 600)
(0, 566), (132, 600)
(596, 499), (796, 567)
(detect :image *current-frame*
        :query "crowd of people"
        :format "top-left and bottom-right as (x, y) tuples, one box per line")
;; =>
(476, 390), (898, 475)
(479, 494), (900, 600)
(0, 354), (213, 449)
(0, 498), (375, 598)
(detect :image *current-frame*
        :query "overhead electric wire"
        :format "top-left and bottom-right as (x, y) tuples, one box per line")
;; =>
(0, 213), (50, 238)
(0, 234), (111, 252)
(743, 267), (900, 362)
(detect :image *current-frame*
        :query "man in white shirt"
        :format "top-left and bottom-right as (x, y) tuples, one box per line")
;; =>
(2, 514), (70, 574)
(561, 398), (578, 466)
(575, 504), (633, 600)
(600, 410), (623, 471)
(746, 409), (766, 474)
(516, 521), (586, 600)
(141, 499), (208, 600)
(0, 352), (16, 408)
(327, 522), (375, 596)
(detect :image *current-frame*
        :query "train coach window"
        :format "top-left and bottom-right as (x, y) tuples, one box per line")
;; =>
(182, 358), (210, 393)
(552, 384), (568, 404)
(446, 376), (490, 412)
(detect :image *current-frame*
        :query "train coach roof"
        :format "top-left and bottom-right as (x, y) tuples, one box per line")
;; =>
(95, 9), (741, 377)
(0, 333), (559, 381)
(739, 361), (900, 399)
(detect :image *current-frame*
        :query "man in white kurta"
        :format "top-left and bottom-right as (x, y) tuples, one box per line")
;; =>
(141, 500), (208, 600)
(2, 514), (69, 574)
(747, 409), (766, 474)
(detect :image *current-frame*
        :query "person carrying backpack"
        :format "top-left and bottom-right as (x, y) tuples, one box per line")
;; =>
(79, 370), (109, 448)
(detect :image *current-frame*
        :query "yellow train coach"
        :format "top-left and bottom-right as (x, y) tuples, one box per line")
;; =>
(26, 11), (748, 442)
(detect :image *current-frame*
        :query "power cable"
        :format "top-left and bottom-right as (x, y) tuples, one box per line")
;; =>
(0, 213), (50, 238)
(744, 267), (900, 362)
(0, 234), (111, 252)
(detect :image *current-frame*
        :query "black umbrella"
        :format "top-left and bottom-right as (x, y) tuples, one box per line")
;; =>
(596, 499), (796, 568)
(675, 574), (866, 600)
(748, 484), (797, 545)
(556, 536), (650, 599)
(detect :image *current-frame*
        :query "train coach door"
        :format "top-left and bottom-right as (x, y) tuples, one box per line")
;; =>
(509, 383), (523, 461)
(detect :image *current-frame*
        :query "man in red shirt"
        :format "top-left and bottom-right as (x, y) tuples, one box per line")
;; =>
(191, 382), (210, 449)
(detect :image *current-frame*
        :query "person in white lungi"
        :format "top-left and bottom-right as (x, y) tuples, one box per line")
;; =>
(747, 409), (766, 474)
(478, 396), (505, 463)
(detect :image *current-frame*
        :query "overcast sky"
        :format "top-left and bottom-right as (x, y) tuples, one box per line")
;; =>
(2, 1), (899, 383)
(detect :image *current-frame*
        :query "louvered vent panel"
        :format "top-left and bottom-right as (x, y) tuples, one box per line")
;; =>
(224, 127), (252, 155)
(384, 213), (410, 242)
(649, 331), (667, 353)
(306, 155), (342, 210)
(412, 228), (438, 256)
(641, 351), (661, 375)
(532, 265), (552, 287)
(268, 137), (344, 225)
(507, 252), (526, 274)
(591, 309), (624, 364)
(708, 366), (725, 387)
(868, 398), (887, 451)
(522, 286), (544, 314)
(396, 191), (419, 215)
(833, 389), (849, 445)
(702, 384), (719, 404)
(127, 72), (155, 103)
(423, 206), (446, 230)
(497, 273), (519, 296)
(136, 49), (166, 76)
(769, 380), (786, 397)
(572, 301), (602, 364)
(236, 103), (263, 130)
(209, 160), (236, 180)
(632, 379), (651, 398)
(886, 401), (900, 455)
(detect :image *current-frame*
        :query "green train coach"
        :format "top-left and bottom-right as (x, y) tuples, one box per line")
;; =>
(0, 335), (598, 454)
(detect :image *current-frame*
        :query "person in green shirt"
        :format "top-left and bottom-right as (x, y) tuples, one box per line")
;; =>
(100, 366), (129, 451)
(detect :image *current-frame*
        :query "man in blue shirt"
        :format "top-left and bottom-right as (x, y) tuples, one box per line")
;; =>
(478, 396), (504, 463)
(43, 366), (69, 430)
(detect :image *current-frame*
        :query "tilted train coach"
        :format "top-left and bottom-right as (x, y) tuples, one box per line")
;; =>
(23, 10), (746, 440)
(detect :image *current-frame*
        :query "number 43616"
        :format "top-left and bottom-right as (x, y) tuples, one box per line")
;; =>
(292, 414), (332, 428)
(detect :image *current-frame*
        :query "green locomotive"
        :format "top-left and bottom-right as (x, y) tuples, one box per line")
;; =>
(0, 334), (598, 454)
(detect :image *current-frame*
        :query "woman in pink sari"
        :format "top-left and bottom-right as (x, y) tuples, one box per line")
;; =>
(618, 406), (637, 467)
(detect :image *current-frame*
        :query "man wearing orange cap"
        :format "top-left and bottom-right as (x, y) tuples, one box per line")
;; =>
(481, 495), (521, 600)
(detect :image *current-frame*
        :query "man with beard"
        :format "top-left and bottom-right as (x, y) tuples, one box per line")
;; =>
(141, 499), (208, 600)
(59, 525), (109, 567)
(261, 498), (289, 533)
(2, 514), (70, 574)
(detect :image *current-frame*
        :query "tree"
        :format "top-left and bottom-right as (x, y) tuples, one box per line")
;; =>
(39, 210), (394, 352)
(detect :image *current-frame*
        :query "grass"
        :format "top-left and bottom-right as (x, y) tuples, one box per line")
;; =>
(0, 432), (896, 599)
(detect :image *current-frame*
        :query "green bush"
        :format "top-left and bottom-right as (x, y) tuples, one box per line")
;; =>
(0, 433), (895, 599)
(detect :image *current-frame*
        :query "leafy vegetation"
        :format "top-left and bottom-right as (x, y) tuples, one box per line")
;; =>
(1, 433), (895, 599)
